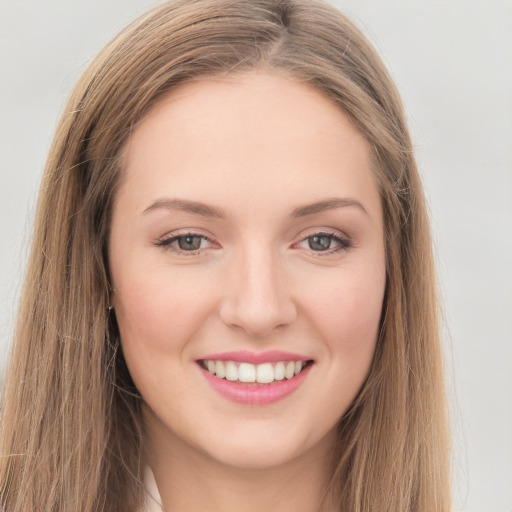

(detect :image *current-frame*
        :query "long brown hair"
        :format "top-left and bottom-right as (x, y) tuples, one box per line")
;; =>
(0, 1), (450, 510)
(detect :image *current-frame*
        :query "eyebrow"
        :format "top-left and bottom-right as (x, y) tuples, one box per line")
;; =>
(143, 198), (226, 218)
(291, 198), (368, 217)
(143, 197), (368, 218)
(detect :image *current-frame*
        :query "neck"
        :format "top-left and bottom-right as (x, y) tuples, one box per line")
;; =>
(145, 421), (338, 512)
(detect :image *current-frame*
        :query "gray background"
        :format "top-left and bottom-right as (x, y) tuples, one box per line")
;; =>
(0, 1), (511, 510)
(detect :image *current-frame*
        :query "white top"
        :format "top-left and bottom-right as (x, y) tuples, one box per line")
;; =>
(141, 466), (164, 512)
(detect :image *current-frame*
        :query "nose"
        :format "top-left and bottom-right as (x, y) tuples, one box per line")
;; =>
(219, 245), (297, 337)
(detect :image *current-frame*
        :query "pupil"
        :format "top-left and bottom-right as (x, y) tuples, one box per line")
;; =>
(309, 235), (331, 251)
(178, 236), (202, 250)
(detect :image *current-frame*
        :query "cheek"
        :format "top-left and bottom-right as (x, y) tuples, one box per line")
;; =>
(304, 265), (385, 356)
(287, 263), (386, 431)
(114, 268), (217, 355)
(113, 270), (219, 403)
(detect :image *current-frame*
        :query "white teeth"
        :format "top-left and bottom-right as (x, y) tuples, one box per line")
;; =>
(285, 361), (295, 379)
(202, 359), (309, 384)
(215, 360), (226, 378)
(256, 363), (274, 384)
(239, 362), (256, 383)
(274, 361), (285, 381)
(225, 361), (238, 381)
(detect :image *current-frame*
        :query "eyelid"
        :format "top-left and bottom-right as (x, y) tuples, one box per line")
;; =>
(292, 229), (352, 255)
(154, 230), (219, 255)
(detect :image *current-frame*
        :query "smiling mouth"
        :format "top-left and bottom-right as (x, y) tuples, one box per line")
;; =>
(199, 359), (313, 385)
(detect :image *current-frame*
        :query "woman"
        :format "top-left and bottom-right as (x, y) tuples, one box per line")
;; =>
(0, 0), (451, 510)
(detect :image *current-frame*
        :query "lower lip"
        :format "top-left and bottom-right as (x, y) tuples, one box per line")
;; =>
(199, 364), (313, 405)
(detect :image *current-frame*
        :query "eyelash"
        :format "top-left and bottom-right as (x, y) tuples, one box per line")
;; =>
(154, 232), (215, 255)
(296, 231), (352, 255)
(154, 231), (352, 256)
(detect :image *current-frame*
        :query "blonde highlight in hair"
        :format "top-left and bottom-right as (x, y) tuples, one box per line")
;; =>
(0, 1), (450, 510)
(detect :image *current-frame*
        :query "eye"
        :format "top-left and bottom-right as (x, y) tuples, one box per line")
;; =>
(155, 233), (214, 254)
(175, 235), (206, 251)
(296, 232), (351, 254)
(308, 234), (334, 251)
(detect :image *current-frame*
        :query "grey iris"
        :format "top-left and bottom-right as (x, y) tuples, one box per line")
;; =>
(179, 235), (203, 250)
(308, 235), (331, 251)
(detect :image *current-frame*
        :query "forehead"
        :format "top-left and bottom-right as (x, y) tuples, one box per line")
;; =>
(118, 70), (381, 221)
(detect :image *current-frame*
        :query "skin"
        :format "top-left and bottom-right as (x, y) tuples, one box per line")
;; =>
(109, 71), (386, 512)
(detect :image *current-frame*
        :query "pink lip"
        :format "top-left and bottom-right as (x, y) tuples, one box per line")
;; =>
(198, 362), (313, 405)
(198, 350), (310, 365)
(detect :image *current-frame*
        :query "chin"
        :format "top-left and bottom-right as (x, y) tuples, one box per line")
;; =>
(206, 442), (297, 470)
(189, 420), (336, 472)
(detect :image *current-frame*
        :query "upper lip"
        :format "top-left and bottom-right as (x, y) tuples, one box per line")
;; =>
(197, 350), (312, 365)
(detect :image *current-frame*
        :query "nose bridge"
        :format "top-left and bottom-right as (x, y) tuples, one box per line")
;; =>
(220, 241), (296, 336)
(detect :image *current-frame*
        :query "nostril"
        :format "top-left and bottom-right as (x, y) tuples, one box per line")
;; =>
(218, 296), (297, 337)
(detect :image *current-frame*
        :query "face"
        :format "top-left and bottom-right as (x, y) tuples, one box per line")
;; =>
(109, 71), (386, 471)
